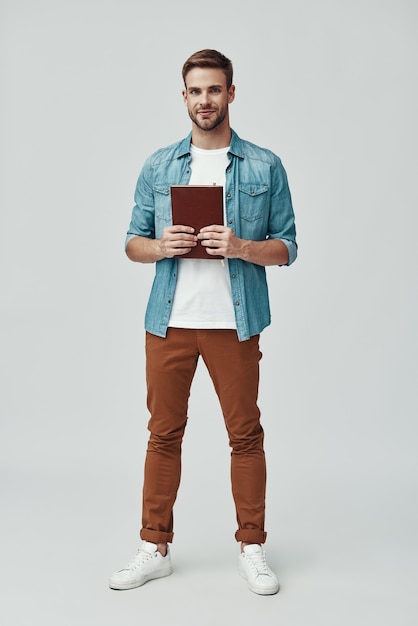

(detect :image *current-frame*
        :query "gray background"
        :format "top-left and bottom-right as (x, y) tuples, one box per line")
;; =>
(1, 0), (417, 624)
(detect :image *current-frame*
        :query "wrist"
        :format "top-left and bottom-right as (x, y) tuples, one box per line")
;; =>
(238, 238), (251, 261)
(155, 239), (166, 260)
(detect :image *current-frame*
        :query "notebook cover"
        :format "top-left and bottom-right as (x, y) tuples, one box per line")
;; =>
(170, 185), (224, 259)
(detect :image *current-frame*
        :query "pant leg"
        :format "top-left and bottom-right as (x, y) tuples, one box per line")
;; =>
(141, 329), (199, 544)
(198, 330), (267, 544)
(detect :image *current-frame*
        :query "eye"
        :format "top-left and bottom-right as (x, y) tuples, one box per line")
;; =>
(210, 87), (221, 93)
(190, 89), (200, 95)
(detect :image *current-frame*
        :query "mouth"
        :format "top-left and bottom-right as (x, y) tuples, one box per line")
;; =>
(198, 109), (215, 118)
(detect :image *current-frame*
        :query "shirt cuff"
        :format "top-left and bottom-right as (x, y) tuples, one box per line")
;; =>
(125, 233), (138, 250)
(279, 239), (298, 266)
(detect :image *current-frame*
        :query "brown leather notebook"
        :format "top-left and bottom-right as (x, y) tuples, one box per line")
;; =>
(170, 185), (224, 259)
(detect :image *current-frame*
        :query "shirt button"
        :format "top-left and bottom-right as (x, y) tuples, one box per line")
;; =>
(235, 301), (240, 306)
(227, 193), (231, 198)
(228, 219), (233, 224)
(231, 274), (236, 278)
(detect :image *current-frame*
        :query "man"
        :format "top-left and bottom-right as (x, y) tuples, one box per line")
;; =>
(109, 49), (297, 596)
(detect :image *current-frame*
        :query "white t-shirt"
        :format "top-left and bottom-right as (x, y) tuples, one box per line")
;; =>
(168, 145), (236, 330)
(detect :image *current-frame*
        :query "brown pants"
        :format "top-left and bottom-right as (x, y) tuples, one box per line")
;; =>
(141, 328), (267, 545)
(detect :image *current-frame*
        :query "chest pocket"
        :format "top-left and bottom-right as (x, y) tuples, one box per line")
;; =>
(238, 183), (269, 221)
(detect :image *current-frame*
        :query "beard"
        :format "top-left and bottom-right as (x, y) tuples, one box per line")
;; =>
(187, 106), (227, 132)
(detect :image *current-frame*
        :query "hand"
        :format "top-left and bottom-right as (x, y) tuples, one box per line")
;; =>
(159, 225), (197, 258)
(197, 225), (242, 258)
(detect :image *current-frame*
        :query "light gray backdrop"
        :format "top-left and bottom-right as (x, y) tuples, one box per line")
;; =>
(1, 0), (417, 624)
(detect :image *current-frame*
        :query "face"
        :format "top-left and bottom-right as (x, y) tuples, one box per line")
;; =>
(182, 67), (235, 132)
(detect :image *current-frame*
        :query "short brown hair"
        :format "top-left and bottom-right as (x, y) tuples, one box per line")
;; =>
(182, 49), (233, 89)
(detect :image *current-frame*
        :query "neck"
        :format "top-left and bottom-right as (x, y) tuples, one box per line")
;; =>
(191, 123), (232, 150)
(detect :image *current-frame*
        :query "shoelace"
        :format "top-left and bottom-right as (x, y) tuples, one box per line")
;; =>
(126, 548), (155, 571)
(245, 549), (270, 576)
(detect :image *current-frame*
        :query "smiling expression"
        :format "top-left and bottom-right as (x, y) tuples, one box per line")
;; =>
(182, 67), (235, 132)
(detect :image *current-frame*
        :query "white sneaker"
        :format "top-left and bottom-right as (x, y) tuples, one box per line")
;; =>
(109, 541), (173, 590)
(239, 544), (280, 595)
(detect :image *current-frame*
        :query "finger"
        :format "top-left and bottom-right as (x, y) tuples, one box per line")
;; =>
(173, 247), (193, 256)
(175, 239), (197, 247)
(166, 233), (197, 244)
(199, 224), (225, 234)
(200, 239), (222, 249)
(169, 224), (195, 234)
(205, 246), (224, 256)
(197, 232), (222, 241)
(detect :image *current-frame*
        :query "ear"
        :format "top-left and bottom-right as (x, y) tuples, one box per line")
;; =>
(182, 89), (187, 105)
(228, 84), (235, 104)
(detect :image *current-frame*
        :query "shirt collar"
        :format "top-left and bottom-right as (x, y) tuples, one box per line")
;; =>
(176, 129), (244, 159)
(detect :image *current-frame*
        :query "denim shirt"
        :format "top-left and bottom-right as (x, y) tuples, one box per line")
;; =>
(126, 129), (297, 341)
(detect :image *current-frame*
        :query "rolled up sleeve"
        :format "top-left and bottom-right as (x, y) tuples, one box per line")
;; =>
(268, 157), (297, 266)
(125, 158), (155, 250)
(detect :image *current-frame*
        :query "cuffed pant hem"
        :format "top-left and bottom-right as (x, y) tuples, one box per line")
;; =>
(235, 529), (267, 544)
(140, 529), (174, 544)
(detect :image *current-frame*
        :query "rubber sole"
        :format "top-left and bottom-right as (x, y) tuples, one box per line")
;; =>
(109, 567), (173, 590)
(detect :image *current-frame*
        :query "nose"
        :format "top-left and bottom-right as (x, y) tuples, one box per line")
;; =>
(199, 90), (211, 107)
